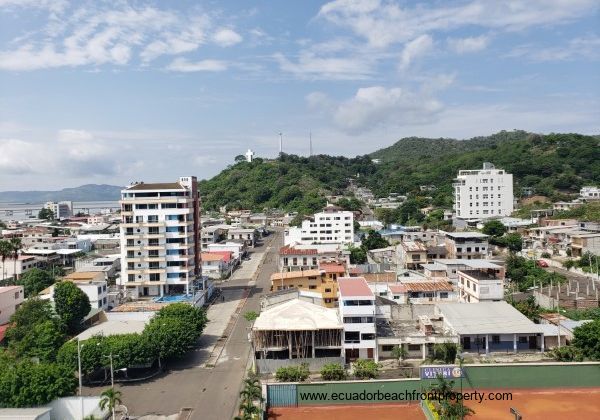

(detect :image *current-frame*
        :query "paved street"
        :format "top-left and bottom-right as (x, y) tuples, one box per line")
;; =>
(83, 230), (282, 419)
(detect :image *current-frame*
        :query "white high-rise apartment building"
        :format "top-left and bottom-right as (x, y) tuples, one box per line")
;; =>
(44, 201), (73, 219)
(284, 205), (354, 246)
(119, 176), (201, 299)
(453, 162), (513, 220)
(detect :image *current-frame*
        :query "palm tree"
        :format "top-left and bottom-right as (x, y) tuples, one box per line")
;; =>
(9, 238), (22, 281)
(99, 388), (122, 420)
(0, 240), (12, 283)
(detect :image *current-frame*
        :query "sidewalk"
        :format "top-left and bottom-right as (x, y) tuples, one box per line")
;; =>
(196, 287), (246, 367)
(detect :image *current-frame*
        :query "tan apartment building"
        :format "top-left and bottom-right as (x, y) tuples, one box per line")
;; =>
(270, 269), (339, 307)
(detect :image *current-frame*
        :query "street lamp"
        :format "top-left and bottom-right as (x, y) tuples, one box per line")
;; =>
(102, 353), (119, 420)
(77, 339), (83, 419)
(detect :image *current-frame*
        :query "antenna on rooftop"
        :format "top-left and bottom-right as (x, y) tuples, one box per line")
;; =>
(309, 130), (313, 157)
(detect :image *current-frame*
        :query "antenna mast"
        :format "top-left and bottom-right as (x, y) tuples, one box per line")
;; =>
(309, 131), (313, 156)
(279, 132), (283, 155)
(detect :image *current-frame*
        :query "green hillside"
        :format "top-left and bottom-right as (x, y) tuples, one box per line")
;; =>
(198, 131), (600, 213)
(198, 154), (375, 213)
(367, 130), (600, 200)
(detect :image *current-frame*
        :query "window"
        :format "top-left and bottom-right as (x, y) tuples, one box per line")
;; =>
(492, 335), (500, 344)
(382, 345), (394, 352)
(408, 344), (420, 351)
(519, 337), (527, 344)
(309, 285), (317, 290)
(344, 331), (360, 343)
(361, 333), (375, 340)
(440, 292), (448, 299)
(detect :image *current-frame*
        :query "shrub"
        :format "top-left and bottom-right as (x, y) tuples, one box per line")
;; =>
(432, 342), (458, 363)
(320, 363), (346, 381)
(549, 345), (583, 362)
(353, 359), (379, 379)
(541, 252), (551, 258)
(275, 363), (309, 382)
(244, 311), (259, 322)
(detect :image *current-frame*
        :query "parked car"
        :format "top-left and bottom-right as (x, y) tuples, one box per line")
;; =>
(537, 259), (549, 268)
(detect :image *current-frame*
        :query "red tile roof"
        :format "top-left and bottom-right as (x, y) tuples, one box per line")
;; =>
(206, 251), (233, 262)
(338, 277), (373, 297)
(389, 284), (408, 294)
(319, 262), (346, 274)
(279, 245), (318, 255)
(0, 324), (10, 343)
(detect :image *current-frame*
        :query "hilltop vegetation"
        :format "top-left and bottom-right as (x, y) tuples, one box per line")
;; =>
(198, 131), (600, 213)
(368, 130), (600, 200)
(198, 154), (375, 213)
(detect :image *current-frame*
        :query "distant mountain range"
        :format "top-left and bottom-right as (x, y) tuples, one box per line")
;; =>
(0, 184), (123, 203)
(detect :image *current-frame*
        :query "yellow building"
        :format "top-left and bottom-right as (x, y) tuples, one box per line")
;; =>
(270, 268), (341, 308)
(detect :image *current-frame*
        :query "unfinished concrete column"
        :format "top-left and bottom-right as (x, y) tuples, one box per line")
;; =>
(311, 331), (315, 359)
(513, 334), (517, 353)
(288, 331), (292, 359)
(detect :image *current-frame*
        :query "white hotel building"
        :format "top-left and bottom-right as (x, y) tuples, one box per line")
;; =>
(338, 277), (377, 362)
(119, 177), (201, 299)
(284, 206), (354, 246)
(453, 162), (514, 220)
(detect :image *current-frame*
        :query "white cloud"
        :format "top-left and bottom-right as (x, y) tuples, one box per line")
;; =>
(318, 0), (598, 48)
(0, 4), (239, 71)
(212, 28), (243, 47)
(274, 51), (374, 80)
(507, 35), (600, 61)
(400, 34), (433, 70)
(325, 86), (443, 134)
(166, 57), (228, 72)
(447, 35), (489, 54)
(0, 138), (43, 174)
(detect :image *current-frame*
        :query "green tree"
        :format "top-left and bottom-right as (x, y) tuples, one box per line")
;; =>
(38, 207), (55, 220)
(352, 359), (379, 379)
(143, 316), (195, 360)
(11, 320), (66, 362)
(320, 363), (346, 381)
(53, 281), (92, 333)
(347, 245), (367, 264)
(0, 240), (11, 282)
(362, 230), (389, 250)
(481, 220), (507, 237)
(512, 296), (541, 321)
(503, 233), (523, 252)
(432, 342), (458, 363)
(16, 267), (55, 297)
(391, 345), (409, 366)
(99, 388), (122, 420)
(0, 358), (77, 407)
(8, 237), (23, 281)
(572, 320), (600, 360)
(4, 298), (57, 344)
(153, 303), (208, 337)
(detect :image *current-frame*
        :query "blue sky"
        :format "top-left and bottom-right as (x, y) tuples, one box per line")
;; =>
(0, 0), (598, 190)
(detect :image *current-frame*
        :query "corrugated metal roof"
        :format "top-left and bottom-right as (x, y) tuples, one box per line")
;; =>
(437, 301), (544, 335)
(401, 281), (454, 292)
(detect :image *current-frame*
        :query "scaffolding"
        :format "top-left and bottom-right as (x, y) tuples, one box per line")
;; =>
(252, 328), (342, 359)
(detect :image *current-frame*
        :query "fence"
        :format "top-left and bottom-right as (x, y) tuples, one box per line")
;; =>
(266, 362), (600, 407)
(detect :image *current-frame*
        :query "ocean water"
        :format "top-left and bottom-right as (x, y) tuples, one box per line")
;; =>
(0, 201), (120, 221)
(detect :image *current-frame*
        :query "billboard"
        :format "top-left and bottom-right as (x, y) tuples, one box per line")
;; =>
(421, 365), (464, 379)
